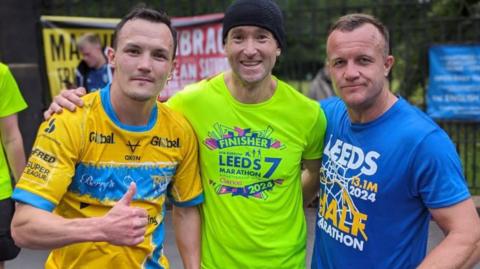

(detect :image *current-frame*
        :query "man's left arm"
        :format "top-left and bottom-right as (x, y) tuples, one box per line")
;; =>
(0, 114), (26, 180)
(418, 199), (480, 269)
(302, 159), (321, 207)
(461, 240), (480, 269)
(173, 205), (201, 269)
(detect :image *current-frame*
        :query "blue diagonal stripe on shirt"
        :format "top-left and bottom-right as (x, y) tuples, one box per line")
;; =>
(69, 163), (177, 201)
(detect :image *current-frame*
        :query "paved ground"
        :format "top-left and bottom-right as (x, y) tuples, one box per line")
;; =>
(6, 207), (480, 269)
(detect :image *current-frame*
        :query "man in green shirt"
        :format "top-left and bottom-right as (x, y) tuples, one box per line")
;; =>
(44, 0), (327, 268)
(0, 62), (28, 269)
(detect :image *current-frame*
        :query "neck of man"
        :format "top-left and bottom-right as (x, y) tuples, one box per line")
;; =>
(347, 88), (398, 124)
(224, 70), (277, 104)
(94, 56), (107, 69)
(109, 83), (156, 126)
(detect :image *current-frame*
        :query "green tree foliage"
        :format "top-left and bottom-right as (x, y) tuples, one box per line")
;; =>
(40, 0), (480, 102)
(39, 0), (480, 190)
(41, 0), (230, 17)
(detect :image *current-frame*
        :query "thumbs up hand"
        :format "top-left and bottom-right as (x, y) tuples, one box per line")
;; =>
(100, 182), (149, 246)
(117, 181), (137, 206)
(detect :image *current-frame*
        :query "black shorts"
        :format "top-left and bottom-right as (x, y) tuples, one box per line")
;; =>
(0, 198), (21, 261)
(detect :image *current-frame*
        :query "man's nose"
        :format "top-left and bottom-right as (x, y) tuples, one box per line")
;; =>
(243, 38), (258, 56)
(344, 62), (359, 80)
(137, 54), (152, 72)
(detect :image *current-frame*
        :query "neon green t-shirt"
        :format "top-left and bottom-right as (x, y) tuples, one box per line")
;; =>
(168, 73), (326, 269)
(0, 63), (27, 200)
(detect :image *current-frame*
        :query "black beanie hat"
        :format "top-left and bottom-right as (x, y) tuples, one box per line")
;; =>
(222, 0), (286, 50)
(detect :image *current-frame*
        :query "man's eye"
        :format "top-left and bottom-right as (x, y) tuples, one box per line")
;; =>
(126, 49), (140, 55)
(153, 53), (168, 60)
(258, 35), (268, 40)
(333, 60), (344, 67)
(359, 58), (372, 64)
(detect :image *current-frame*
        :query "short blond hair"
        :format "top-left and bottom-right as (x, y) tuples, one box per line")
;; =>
(77, 33), (102, 50)
(329, 13), (390, 56)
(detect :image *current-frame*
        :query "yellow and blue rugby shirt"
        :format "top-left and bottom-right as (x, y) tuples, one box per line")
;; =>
(13, 86), (203, 269)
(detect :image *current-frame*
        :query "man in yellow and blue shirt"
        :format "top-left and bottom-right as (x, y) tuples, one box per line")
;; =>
(11, 6), (203, 269)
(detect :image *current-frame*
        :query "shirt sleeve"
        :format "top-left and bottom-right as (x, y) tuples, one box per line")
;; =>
(0, 64), (27, 117)
(410, 129), (470, 208)
(165, 89), (185, 114)
(12, 113), (82, 212)
(302, 103), (327, 160)
(167, 117), (204, 207)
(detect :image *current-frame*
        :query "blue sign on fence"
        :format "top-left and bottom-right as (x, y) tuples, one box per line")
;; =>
(427, 45), (480, 121)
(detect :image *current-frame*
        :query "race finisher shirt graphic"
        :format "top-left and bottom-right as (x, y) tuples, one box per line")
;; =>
(312, 97), (470, 269)
(13, 86), (203, 269)
(205, 123), (286, 200)
(167, 73), (326, 269)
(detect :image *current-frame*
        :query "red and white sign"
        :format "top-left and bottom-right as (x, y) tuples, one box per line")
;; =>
(40, 13), (228, 100)
(161, 13), (229, 100)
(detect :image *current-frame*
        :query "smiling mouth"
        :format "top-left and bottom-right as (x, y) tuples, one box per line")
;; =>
(241, 61), (261, 67)
(131, 77), (154, 83)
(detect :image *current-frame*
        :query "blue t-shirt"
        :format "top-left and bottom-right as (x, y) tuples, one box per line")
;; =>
(85, 64), (110, 92)
(312, 97), (470, 269)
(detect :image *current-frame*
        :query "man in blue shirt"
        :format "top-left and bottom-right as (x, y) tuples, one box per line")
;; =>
(303, 13), (480, 269)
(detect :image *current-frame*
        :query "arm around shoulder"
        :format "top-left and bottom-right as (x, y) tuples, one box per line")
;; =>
(43, 87), (87, 120)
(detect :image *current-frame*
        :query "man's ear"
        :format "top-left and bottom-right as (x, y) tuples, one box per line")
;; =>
(384, 55), (395, 77)
(168, 59), (177, 82)
(222, 43), (228, 55)
(106, 47), (115, 66)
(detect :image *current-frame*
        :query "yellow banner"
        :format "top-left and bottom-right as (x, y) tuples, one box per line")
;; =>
(40, 14), (227, 99)
(41, 16), (118, 98)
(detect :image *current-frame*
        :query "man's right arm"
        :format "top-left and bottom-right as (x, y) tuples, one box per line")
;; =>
(11, 203), (106, 249)
(11, 182), (148, 249)
(43, 87), (87, 119)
